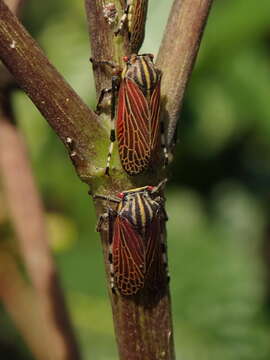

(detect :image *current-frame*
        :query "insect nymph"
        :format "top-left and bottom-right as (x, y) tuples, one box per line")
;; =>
(92, 53), (168, 176)
(95, 180), (169, 296)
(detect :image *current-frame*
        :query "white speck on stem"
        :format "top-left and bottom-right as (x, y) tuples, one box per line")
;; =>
(103, 3), (118, 25)
(10, 40), (16, 49)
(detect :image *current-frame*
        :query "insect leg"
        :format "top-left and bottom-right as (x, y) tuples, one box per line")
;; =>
(105, 74), (119, 175)
(160, 119), (169, 166)
(96, 213), (109, 232)
(93, 193), (121, 203)
(115, 0), (132, 36)
(90, 57), (122, 175)
(96, 206), (118, 294)
(95, 87), (112, 114)
(107, 208), (118, 294)
(90, 58), (118, 114)
(161, 235), (170, 283)
(90, 58), (118, 70)
(151, 179), (168, 195)
(160, 216), (170, 283)
(151, 186), (170, 285)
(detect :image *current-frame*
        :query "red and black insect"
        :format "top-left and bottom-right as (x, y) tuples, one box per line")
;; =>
(92, 53), (168, 176)
(115, 0), (149, 53)
(95, 180), (169, 296)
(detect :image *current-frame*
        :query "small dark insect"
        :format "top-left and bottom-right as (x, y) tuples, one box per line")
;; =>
(91, 53), (168, 176)
(95, 179), (169, 296)
(115, 0), (149, 53)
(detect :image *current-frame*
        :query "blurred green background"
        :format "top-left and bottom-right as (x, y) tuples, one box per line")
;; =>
(1, 0), (270, 359)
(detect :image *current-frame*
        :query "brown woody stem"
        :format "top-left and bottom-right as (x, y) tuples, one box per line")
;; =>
(0, 0), (106, 181)
(86, 1), (175, 359)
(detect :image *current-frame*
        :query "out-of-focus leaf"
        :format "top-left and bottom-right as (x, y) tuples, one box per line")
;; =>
(198, 0), (270, 67)
(46, 212), (77, 252)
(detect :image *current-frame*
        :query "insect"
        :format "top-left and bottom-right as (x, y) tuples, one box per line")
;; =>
(91, 53), (168, 176)
(95, 180), (169, 296)
(115, 0), (149, 53)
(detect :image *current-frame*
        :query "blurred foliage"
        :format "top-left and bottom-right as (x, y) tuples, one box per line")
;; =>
(1, 0), (270, 359)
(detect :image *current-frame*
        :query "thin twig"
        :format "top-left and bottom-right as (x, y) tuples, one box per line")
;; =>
(157, 0), (214, 146)
(0, 249), (76, 360)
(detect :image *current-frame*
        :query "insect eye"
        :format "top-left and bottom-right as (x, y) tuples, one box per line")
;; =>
(123, 56), (129, 63)
(149, 54), (154, 61)
(117, 192), (125, 199)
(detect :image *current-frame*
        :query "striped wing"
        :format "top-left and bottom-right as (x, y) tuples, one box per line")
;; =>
(145, 215), (166, 291)
(113, 215), (146, 295)
(149, 75), (161, 151)
(117, 78), (151, 175)
(128, 0), (148, 53)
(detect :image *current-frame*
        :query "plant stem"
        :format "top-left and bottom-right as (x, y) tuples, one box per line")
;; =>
(157, 0), (214, 147)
